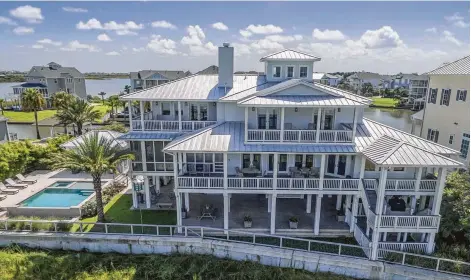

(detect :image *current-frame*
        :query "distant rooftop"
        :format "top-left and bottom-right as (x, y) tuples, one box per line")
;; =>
(130, 70), (191, 80)
(260, 49), (321, 62)
(26, 63), (84, 79)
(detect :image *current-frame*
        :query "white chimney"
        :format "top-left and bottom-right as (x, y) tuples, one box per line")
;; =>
(218, 42), (234, 88)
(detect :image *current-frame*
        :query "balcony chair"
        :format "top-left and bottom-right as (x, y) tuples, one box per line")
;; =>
(257, 170), (267, 178)
(309, 168), (320, 178)
(235, 167), (244, 177)
(308, 123), (315, 130)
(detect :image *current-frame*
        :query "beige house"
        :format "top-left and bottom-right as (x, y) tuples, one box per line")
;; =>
(419, 56), (470, 166)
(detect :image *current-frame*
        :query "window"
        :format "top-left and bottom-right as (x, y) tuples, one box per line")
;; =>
(242, 154), (261, 169)
(279, 154), (287, 171)
(305, 155), (314, 168)
(161, 102), (171, 115)
(299, 66), (308, 78)
(130, 141), (142, 171)
(273, 66), (281, 78)
(393, 167), (405, 171)
(295, 154), (303, 168)
(427, 129), (439, 143)
(67, 78), (73, 83)
(440, 89), (451, 106)
(460, 133), (470, 159)
(428, 88), (437, 104)
(456, 89), (467, 102)
(286, 66), (294, 78)
(449, 134), (454, 144)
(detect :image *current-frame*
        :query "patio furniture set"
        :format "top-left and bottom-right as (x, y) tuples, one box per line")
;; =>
(0, 174), (37, 200)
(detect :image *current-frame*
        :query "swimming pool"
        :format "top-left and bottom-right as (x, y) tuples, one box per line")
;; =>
(21, 188), (94, 207)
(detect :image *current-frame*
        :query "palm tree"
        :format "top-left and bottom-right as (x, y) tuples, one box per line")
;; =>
(98, 92), (106, 104)
(107, 95), (122, 120)
(52, 91), (76, 134)
(0, 99), (4, 115)
(56, 99), (101, 135)
(22, 88), (46, 139)
(51, 132), (134, 222)
(124, 85), (131, 94)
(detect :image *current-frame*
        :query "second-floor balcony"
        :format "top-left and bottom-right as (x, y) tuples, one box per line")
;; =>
(131, 119), (217, 131)
(247, 129), (353, 143)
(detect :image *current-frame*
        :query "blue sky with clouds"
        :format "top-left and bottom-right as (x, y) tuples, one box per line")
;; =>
(0, 1), (469, 74)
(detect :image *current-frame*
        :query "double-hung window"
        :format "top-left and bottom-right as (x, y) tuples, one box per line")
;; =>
(428, 88), (437, 104)
(161, 102), (171, 115)
(460, 133), (470, 159)
(273, 66), (281, 78)
(268, 154), (287, 172)
(440, 89), (451, 106)
(299, 66), (308, 78)
(427, 129), (439, 143)
(456, 89), (467, 102)
(286, 66), (294, 78)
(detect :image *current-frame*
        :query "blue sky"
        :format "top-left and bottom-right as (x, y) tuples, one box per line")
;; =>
(0, 1), (469, 74)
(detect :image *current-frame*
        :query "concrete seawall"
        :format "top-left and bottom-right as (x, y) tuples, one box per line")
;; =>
(0, 232), (465, 280)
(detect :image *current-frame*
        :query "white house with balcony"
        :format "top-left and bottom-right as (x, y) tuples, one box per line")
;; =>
(119, 45), (462, 260)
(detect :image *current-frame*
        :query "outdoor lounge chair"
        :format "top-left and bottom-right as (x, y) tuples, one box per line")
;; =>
(5, 178), (28, 189)
(0, 183), (19, 195)
(15, 174), (37, 184)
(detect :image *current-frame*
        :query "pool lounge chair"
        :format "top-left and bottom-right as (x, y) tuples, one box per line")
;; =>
(15, 174), (37, 184)
(0, 183), (19, 195)
(5, 178), (28, 189)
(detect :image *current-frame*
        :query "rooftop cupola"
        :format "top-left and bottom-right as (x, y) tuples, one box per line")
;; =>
(218, 43), (234, 89)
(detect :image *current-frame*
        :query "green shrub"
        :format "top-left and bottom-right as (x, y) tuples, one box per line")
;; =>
(6, 216), (72, 232)
(81, 200), (98, 218)
(80, 181), (127, 218)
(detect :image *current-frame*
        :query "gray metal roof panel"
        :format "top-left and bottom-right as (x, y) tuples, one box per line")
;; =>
(426, 56), (470, 75)
(260, 49), (321, 62)
(61, 130), (127, 149)
(239, 95), (366, 106)
(116, 131), (183, 141)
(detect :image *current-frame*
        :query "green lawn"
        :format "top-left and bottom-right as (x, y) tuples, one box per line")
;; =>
(371, 97), (398, 107)
(3, 104), (110, 123)
(72, 194), (176, 233)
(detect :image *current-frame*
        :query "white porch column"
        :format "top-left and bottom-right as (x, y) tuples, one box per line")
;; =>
(319, 154), (326, 190)
(359, 156), (366, 179)
(371, 168), (388, 260)
(155, 176), (161, 193)
(426, 233), (436, 253)
(184, 193), (190, 211)
(223, 153), (228, 189)
(314, 194), (323, 235)
(419, 195), (426, 211)
(402, 232), (408, 242)
(139, 101), (145, 131)
(244, 107), (248, 143)
(144, 176), (151, 208)
(173, 152), (179, 190)
(350, 195), (359, 232)
(131, 174), (138, 208)
(280, 107), (285, 142)
(346, 195), (352, 213)
(223, 193), (229, 231)
(178, 153), (183, 175)
(175, 192), (182, 233)
(273, 153), (278, 189)
(306, 194), (312, 213)
(382, 232), (387, 242)
(397, 233), (402, 242)
(411, 196), (418, 214)
(336, 195), (342, 210)
(414, 167), (423, 192)
(351, 107), (357, 143)
(267, 194), (272, 213)
(431, 168), (447, 214)
(128, 100), (133, 131)
(270, 194), (277, 234)
(316, 108), (322, 142)
(178, 101), (182, 131)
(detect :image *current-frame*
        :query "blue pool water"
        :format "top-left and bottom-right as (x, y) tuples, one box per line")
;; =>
(48, 181), (74, 188)
(21, 188), (94, 207)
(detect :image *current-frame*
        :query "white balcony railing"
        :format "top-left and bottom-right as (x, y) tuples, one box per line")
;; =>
(132, 120), (216, 131)
(378, 242), (428, 254)
(385, 179), (437, 192)
(378, 215), (440, 230)
(247, 129), (353, 143)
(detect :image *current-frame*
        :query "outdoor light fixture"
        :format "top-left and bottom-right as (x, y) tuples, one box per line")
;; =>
(213, 102), (216, 106)
(338, 108), (341, 112)
(252, 107), (255, 111)
(295, 107), (298, 112)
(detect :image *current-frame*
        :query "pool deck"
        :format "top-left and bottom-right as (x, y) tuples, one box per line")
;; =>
(0, 169), (116, 209)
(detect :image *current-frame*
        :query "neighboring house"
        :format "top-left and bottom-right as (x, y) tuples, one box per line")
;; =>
(197, 65), (219, 75)
(420, 55), (470, 166)
(312, 73), (341, 86)
(0, 116), (10, 143)
(129, 70), (191, 92)
(346, 72), (385, 90)
(35, 116), (92, 139)
(12, 62), (86, 108)
(119, 45), (462, 260)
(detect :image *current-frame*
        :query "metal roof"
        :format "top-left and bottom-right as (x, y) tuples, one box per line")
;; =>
(362, 135), (462, 167)
(345, 118), (459, 155)
(116, 131), (183, 141)
(26, 65), (84, 78)
(61, 130), (127, 149)
(164, 122), (356, 153)
(219, 80), (277, 101)
(120, 74), (268, 101)
(130, 70), (191, 80)
(312, 73), (325, 80)
(238, 95), (367, 107)
(259, 49), (321, 62)
(312, 83), (372, 105)
(426, 55), (470, 75)
(410, 110), (424, 121)
(12, 83), (47, 88)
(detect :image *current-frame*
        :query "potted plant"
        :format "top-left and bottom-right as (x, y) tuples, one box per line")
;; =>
(289, 217), (298, 229)
(182, 208), (187, 219)
(337, 207), (345, 222)
(243, 215), (252, 228)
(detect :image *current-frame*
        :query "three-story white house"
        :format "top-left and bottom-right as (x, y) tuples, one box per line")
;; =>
(119, 44), (462, 260)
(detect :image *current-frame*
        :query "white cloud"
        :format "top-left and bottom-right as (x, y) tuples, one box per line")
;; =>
(37, 38), (62, 46)
(453, 20), (469, 28)
(312, 29), (346, 41)
(245, 24), (283, 35)
(441, 30), (462, 46)
(105, 51), (120, 56)
(239, 29), (252, 38)
(358, 26), (403, 49)
(147, 35), (178, 55)
(76, 18), (102, 30)
(445, 13), (469, 28)
(10, 5), (44, 23)
(60, 40), (100, 52)
(231, 42), (252, 56)
(0, 16), (17, 26)
(211, 22), (228, 31)
(265, 34), (303, 43)
(97, 33), (112, 42)
(132, 47), (146, 53)
(151, 20), (177, 29)
(31, 44), (44, 49)
(76, 18), (144, 35)
(13, 26), (34, 35)
(180, 25), (217, 56)
(62, 7), (88, 13)
(250, 38), (284, 54)
(116, 30), (138, 36)
(425, 27), (437, 33)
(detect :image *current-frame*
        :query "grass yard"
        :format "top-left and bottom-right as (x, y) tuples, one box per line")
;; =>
(0, 247), (355, 280)
(72, 194), (176, 233)
(371, 97), (398, 108)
